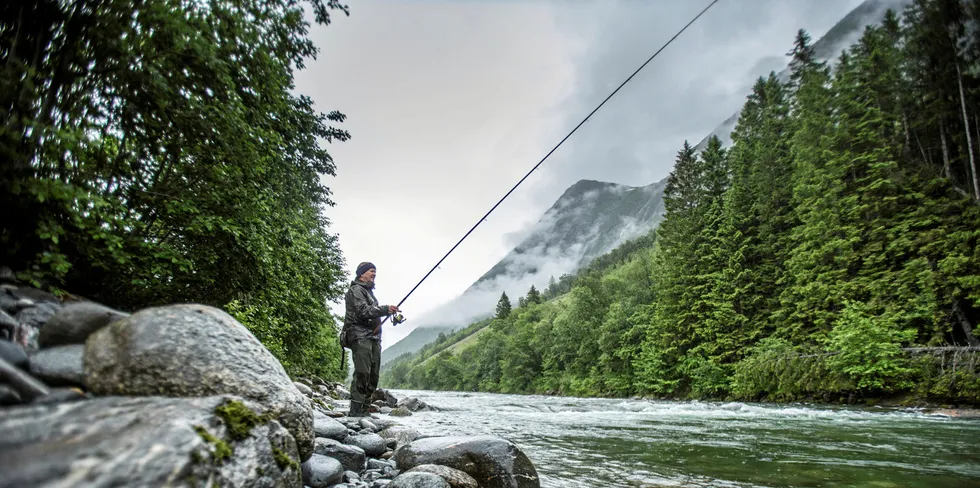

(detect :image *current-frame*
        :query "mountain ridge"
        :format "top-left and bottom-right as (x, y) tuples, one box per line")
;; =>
(380, 176), (668, 364)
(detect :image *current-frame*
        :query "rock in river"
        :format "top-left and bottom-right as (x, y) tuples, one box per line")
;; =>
(394, 435), (539, 488)
(0, 395), (302, 488)
(82, 303), (314, 460)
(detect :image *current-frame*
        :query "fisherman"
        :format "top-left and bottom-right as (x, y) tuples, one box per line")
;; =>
(344, 261), (399, 417)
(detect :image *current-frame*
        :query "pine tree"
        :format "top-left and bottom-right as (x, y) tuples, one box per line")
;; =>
(525, 285), (542, 305)
(495, 291), (512, 319)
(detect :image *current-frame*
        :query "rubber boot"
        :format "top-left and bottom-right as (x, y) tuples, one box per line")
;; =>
(348, 400), (365, 418)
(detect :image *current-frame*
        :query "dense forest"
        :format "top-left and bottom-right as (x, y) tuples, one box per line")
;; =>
(382, 0), (980, 405)
(0, 0), (352, 379)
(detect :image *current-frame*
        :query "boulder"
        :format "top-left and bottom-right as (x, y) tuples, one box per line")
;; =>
(394, 435), (539, 488)
(82, 303), (315, 460)
(407, 464), (479, 488)
(389, 472), (451, 488)
(0, 395), (302, 487)
(27, 344), (84, 387)
(314, 416), (349, 441)
(37, 301), (129, 348)
(390, 406), (413, 417)
(313, 437), (366, 472)
(370, 388), (399, 408)
(301, 453), (344, 488)
(345, 433), (388, 457)
(293, 381), (314, 397)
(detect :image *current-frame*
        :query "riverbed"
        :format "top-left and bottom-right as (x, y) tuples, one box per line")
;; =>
(381, 389), (980, 488)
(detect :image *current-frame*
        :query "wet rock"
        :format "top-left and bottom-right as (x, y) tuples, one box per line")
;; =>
(28, 344), (84, 387)
(0, 290), (19, 315)
(335, 384), (352, 400)
(314, 437), (366, 472)
(14, 301), (60, 350)
(389, 472), (451, 488)
(315, 415), (349, 441)
(371, 388), (399, 408)
(368, 458), (394, 471)
(0, 309), (18, 341)
(360, 418), (378, 431)
(30, 387), (87, 405)
(82, 303), (315, 460)
(37, 301), (129, 348)
(346, 433), (388, 457)
(302, 453), (344, 488)
(294, 381), (314, 397)
(0, 338), (28, 368)
(340, 416), (367, 430)
(0, 395), (301, 487)
(344, 470), (362, 482)
(390, 406), (413, 417)
(407, 464), (479, 488)
(394, 435), (539, 488)
(6, 286), (60, 305)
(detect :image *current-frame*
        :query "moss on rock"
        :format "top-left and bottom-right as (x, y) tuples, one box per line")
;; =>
(272, 446), (301, 481)
(214, 399), (270, 440)
(193, 425), (232, 464)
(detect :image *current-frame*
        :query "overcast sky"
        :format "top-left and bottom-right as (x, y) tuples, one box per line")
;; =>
(293, 0), (868, 346)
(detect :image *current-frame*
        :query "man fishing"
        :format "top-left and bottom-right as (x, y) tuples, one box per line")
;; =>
(344, 261), (399, 417)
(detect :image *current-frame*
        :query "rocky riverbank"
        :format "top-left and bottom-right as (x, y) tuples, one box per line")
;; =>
(0, 277), (541, 488)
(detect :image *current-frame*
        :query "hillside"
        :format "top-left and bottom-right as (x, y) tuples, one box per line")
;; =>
(380, 177), (667, 364)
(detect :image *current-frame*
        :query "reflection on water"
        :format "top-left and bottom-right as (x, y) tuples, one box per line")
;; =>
(375, 390), (980, 488)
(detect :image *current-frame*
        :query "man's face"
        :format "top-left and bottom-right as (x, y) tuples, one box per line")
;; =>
(360, 268), (376, 284)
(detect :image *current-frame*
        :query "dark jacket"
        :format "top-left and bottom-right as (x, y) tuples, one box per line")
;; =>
(344, 279), (390, 342)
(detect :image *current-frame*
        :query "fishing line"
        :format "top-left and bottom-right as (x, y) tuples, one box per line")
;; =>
(381, 0), (722, 325)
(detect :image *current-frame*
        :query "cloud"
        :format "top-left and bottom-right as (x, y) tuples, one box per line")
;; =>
(528, 0), (869, 208)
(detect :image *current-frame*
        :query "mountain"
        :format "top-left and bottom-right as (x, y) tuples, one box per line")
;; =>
(381, 0), (913, 365)
(380, 177), (668, 364)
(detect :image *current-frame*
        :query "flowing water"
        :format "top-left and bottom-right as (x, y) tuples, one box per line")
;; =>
(381, 389), (980, 488)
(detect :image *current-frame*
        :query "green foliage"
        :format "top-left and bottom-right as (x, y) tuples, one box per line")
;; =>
(826, 301), (918, 393)
(0, 0), (351, 380)
(495, 292), (512, 320)
(382, 1), (980, 405)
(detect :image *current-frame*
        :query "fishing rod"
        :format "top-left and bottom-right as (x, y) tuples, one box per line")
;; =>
(377, 0), (721, 329)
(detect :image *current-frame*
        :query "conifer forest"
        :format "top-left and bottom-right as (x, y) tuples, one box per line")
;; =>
(382, 1), (980, 405)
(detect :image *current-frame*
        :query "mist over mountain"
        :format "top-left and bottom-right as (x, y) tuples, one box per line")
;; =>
(694, 0), (913, 152)
(381, 178), (667, 364)
(380, 0), (913, 365)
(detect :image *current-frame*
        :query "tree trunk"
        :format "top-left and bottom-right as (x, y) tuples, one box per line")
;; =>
(956, 63), (980, 200)
(953, 299), (980, 346)
(903, 111), (913, 155)
(941, 119), (952, 179)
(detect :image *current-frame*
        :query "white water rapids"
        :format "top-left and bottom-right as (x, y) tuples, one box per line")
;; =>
(369, 389), (980, 488)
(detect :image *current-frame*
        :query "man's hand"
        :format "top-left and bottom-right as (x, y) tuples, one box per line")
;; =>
(388, 305), (400, 314)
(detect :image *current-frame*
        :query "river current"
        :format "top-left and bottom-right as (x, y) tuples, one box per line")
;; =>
(379, 389), (980, 488)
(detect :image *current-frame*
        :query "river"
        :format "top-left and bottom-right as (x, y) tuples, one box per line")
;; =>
(380, 389), (980, 488)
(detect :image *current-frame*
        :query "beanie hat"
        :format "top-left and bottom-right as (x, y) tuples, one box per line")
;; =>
(356, 262), (376, 277)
